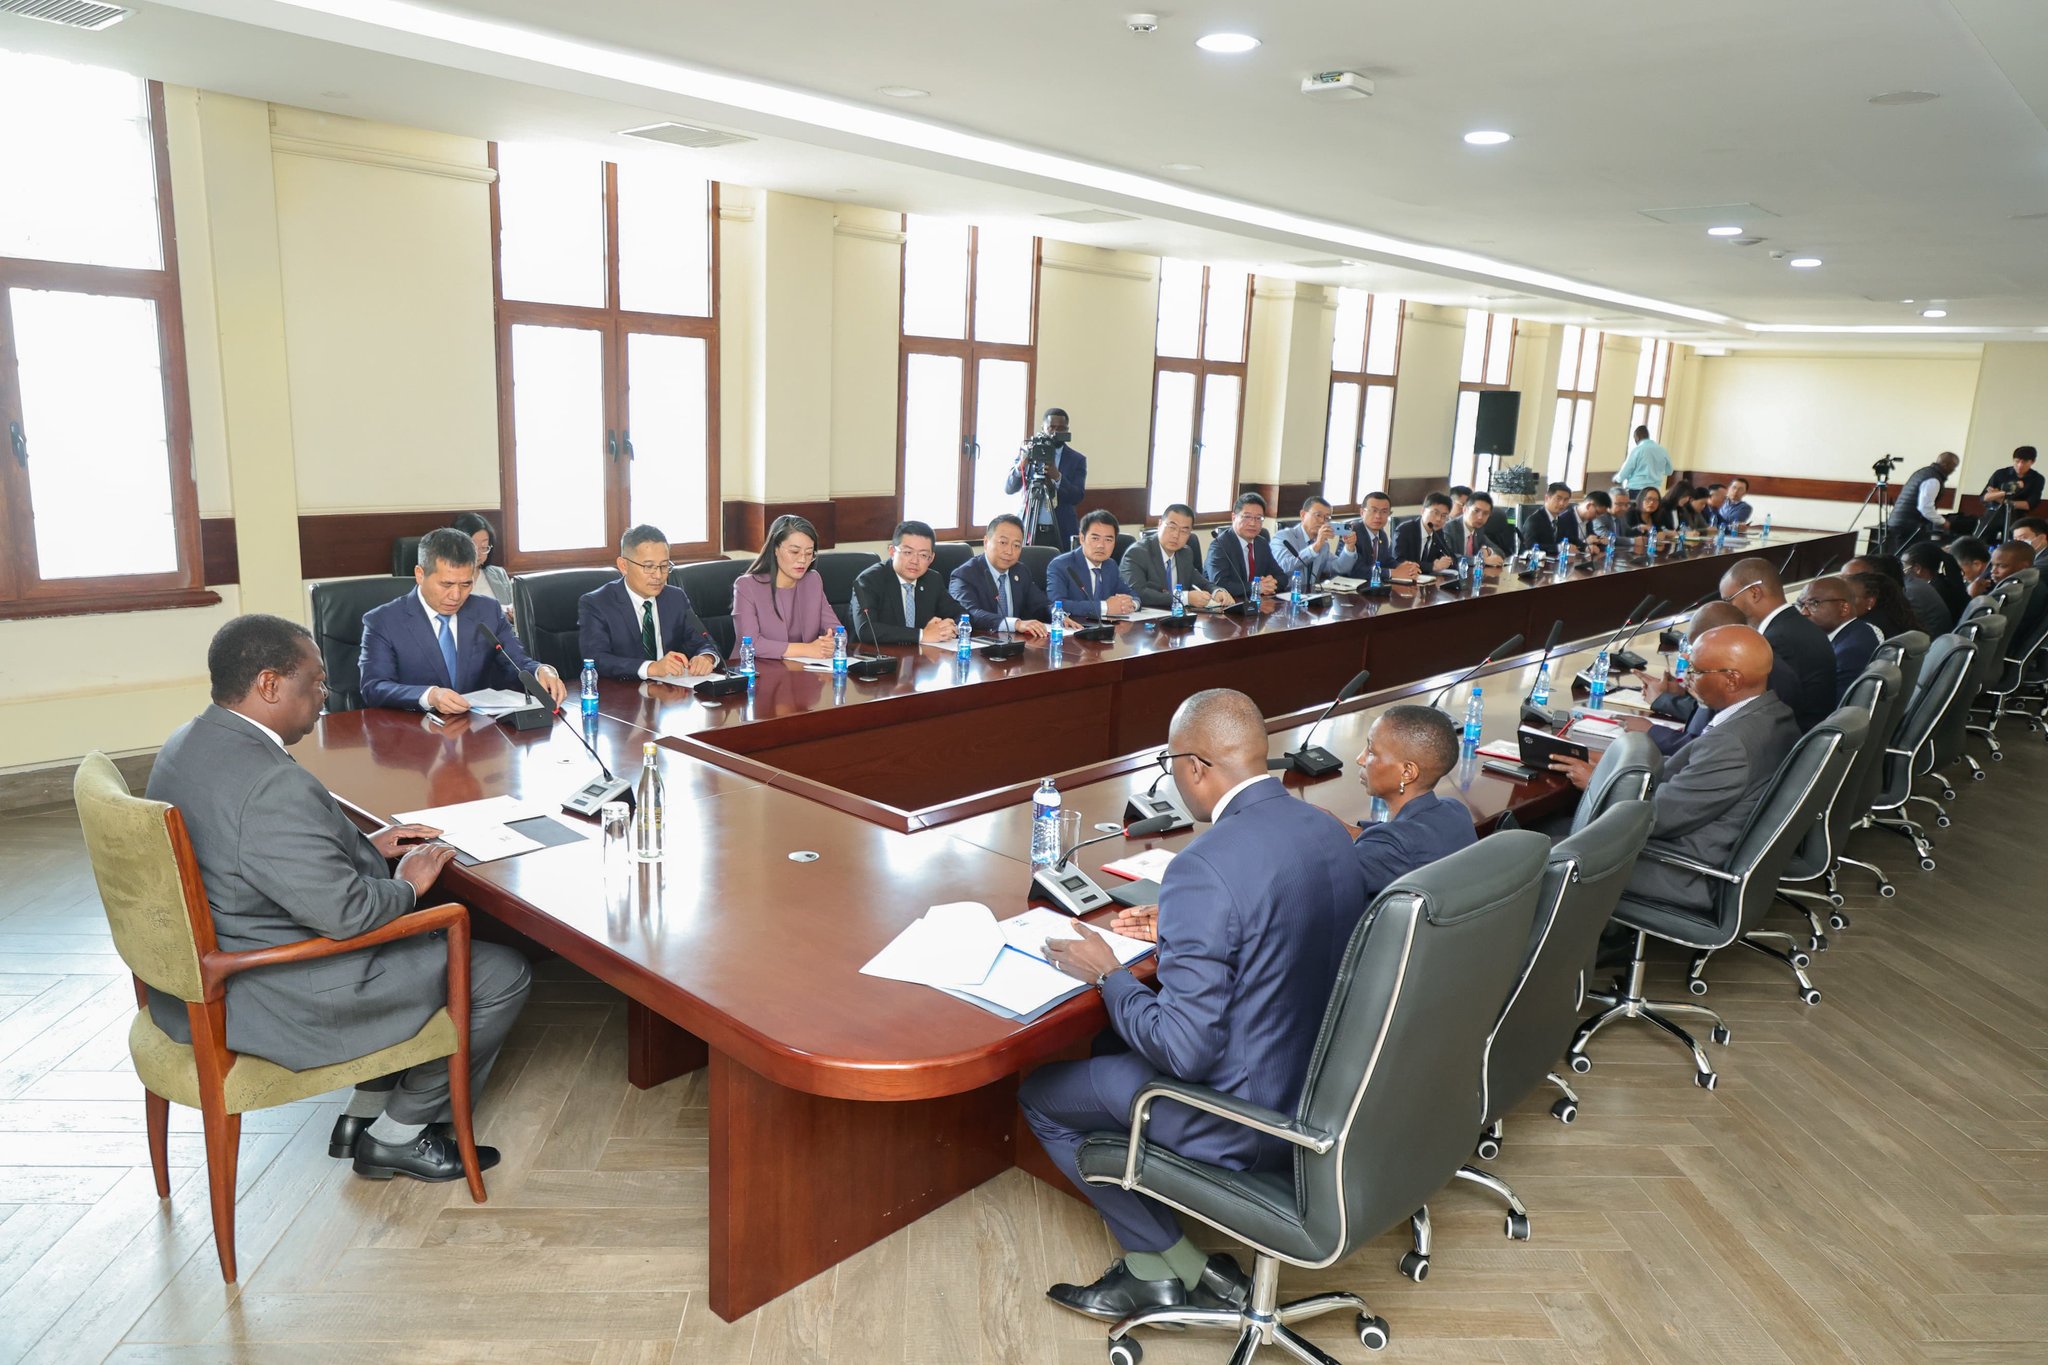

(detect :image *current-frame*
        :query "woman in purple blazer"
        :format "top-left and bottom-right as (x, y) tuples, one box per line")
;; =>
(731, 514), (837, 661)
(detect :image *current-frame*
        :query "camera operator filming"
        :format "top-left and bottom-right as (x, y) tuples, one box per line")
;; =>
(1883, 450), (1957, 554)
(1005, 407), (1088, 549)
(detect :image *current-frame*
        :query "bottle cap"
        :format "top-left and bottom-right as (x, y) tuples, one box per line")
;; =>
(643, 740), (658, 756)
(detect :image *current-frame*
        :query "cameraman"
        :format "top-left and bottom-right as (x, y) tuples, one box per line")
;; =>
(1006, 407), (1089, 549)
(1884, 450), (1958, 549)
(1974, 446), (2041, 542)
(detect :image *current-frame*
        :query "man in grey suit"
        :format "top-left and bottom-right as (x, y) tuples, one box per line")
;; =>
(1551, 625), (1798, 909)
(146, 614), (531, 1183)
(1120, 502), (1235, 610)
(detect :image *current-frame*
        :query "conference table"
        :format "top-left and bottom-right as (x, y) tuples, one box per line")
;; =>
(294, 527), (1851, 1320)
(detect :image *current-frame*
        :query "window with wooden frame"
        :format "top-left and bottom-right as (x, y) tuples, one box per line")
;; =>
(1629, 338), (1673, 452)
(1450, 310), (1517, 488)
(897, 217), (1039, 538)
(489, 144), (719, 568)
(1147, 260), (1252, 519)
(1321, 289), (1403, 508)
(1546, 324), (1602, 488)
(0, 53), (206, 620)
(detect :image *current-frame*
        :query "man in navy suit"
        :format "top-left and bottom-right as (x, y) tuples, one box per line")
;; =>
(1392, 492), (1459, 572)
(1347, 491), (1420, 579)
(1204, 493), (1284, 599)
(1517, 483), (1575, 556)
(950, 513), (1052, 637)
(851, 520), (968, 645)
(1004, 407), (1089, 549)
(1795, 575), (1883, 701)
(1025, 688), (1370, 1320)
(360, 528), (565, 713)
(1046, 510), (1140, 619)
(578, 524), (722, 682)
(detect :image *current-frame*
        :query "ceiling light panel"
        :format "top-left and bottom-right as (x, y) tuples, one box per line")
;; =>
(1195, 33), (1260, 53)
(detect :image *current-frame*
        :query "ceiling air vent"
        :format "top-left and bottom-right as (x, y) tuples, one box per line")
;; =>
(0, 0), (130, 29)
(1040, 209), (1140, 225)
(618, 122), (755, 150)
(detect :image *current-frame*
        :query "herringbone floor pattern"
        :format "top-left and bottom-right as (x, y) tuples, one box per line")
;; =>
(0, 738), (2043, 1364)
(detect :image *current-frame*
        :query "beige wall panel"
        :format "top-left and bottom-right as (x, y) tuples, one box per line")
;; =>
(1034, 242), (1158, 493)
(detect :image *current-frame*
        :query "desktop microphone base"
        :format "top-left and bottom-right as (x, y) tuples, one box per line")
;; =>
(500, 706), (554, 733)
(846, 657), (899, 680)
(562, 775), (634, 818)
(1124, 789), (1195, 833)
(1029, 863), (1116, 917)
(1287, 745), (1344, 778)
(1612, 649), (1650, 671)
(984, 640), (1025, 661)
(1520, 702), (1567, 731)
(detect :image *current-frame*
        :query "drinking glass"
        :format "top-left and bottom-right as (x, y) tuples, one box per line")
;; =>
(1056, 809), (1082, 862)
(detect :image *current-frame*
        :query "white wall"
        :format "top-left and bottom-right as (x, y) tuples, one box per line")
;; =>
(1034, 242), (1158, 495)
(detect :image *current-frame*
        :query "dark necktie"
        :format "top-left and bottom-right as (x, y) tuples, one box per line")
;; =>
(1245, 540), (1256, 587)
(998, 568), (1012, 622)
(640, 600), (658, 660)
(1466, 530), (1477, 558)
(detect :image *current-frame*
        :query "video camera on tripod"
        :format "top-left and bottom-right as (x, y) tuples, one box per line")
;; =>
(1872, 454), (1901, 479)
(1018, 429), (1067, 486)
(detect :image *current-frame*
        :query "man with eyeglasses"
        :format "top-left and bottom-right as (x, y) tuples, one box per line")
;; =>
(361, 527), (567, 713)
(851, 520), (968, 645)
(578, 523), (724, 682)
(1715, 558), (1836, 730)
(1121, 502), (1232, 610)
(1795, 575), (1883, 702)
(1022, 688), (1367, 1323)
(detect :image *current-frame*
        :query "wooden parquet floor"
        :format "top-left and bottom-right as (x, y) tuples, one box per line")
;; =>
(1, 738), (2044, 1364)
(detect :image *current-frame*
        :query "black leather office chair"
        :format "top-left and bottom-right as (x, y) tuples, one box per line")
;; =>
(1568, 732), (1660, 834)
(1074, 832), (1551, 1361)
(1775, 661), (1899, 944)
(1572, 706), (1864, 1085)
(929, 542), (973, 582)
(308, 577), (415, 713)
(672, 558), (750, 659)
(1835, 632), (1927, 896)
(812, 550), (878, 631)
(510, 568), (617, 679)
(1968, 568), (2040, 756)
(1938, 612), (2006, 789)
(390, 535), (423, 577)
(1017, 544), (1057, 595)
(1416, 803), (1653, 1278)
(1856, 630), (1974, 872)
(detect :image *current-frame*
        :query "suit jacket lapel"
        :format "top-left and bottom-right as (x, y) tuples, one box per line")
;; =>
(402, 596), (455, 689)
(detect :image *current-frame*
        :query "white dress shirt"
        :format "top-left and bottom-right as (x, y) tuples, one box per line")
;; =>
(625, 585), (665, 681)
(1209, 773), (1269, 822)
(1705, 693), (1761, 730)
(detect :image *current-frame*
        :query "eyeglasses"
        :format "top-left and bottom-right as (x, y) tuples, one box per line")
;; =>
(893, 546), (935, 562)
(1153, 749), (1210, 775)
(623, 557), (677, 574)
(1687, 667), (1741, 682)
(1796, 596), (1846, 613)
(1718, 582), (1759, 605)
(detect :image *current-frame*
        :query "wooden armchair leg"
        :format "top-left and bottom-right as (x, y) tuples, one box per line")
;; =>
(447, 1042), (487, 1205)
(144, 1089), (172, 1199)
(199, 1097), (242, 1283)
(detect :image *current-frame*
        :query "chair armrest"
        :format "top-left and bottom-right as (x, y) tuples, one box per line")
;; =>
(1639, 847), (1742, 883)
(1121, 1078), (1334, 1189)
(201, 902), (468, 992)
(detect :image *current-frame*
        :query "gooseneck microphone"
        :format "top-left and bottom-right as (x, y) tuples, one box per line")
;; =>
(1060, 812), (1178, 868)
(1521, 620), (1568, 730)
(1427, 633), (1526, 710)
(1031, 812), (1180, 915)
(477, 623), (634, 816)
(848, 591), (902, 680)
(473, 621), (556, 732)
(1270, 669), (1372, 777)
(1612, 598), (1671, 672)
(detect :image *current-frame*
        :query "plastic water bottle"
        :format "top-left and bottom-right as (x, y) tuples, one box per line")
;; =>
(1030, 778), (1062, 868)
(631, 741), (665, 862)
(956, 615), (972, 662)
(1249, 573), (1262, 609)
(1646, 535), (1658, 562)
(832, 625), (847, 676)
(738, 635), (756, 679)
(1171, 582), (1186, 618)
(1369, 560), (1383, 589)
(1674, 649), (1690, 683)
(1604, 540), (1616, 570)
(1369, 794), (1390, 823)
(1290, 568), (1305, 608)
(580, 658), (599, 719)
(1463, 685), (1484, 752)
(1761, 514), (1772, 541)
(1471, 555), (1485, 588)
(1589, 651), (1610, 711)
(1531, 660), (1552, 707)
(1527, 546), (1542, 573)
(1049, 602), (1065, 649)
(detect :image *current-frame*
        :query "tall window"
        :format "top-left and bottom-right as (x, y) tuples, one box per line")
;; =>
(1630, 338), (1673, 450)
(898, 217), (1038, 537)
(1450, 311), (1517, 487)
(491, 146), (718, 567)
(1322, 289), (1403, 507)
(0, 52), (202, 619)
(1546, 325), (1601, 488)
(1147, 260), (1251, 518)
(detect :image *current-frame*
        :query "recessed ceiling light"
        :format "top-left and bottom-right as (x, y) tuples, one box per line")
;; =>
(1161, 161), (1203, 172)
(1900, 299), (1915, 304)
(1706, 225), (1743, 237)
(1463, 130), (1513, 146)
(876, 85), (928, 98)
(1195, 33), (1259, 53)
(1788, 257), (1823, 268)
(1921, 308), (1948, 318)
(1869, 90), (1940, 105)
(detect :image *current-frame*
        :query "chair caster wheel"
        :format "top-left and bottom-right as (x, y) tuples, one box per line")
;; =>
(1973, 768), (1987, 779)
(1792, 952), (1812, 970)
(1696, 1071), (1719, 1090)
(1990, 751), (2004, 762)
(1829, 912), (1849, 930)
(1810, 936), (1828, 953)
(1712, 1025), (1732, 1045)
(1475, 1136), (1500, 1161)
(1828, 893), (1845, 908)
(1920, 858), (1937, 871)
(1688, 978), (1709, 996)
(1878, 883), (1897, 898)
(1551, 1098), (1578, 1124)
(1506, 1212), (1531, 1241)
(1799, 987), (1822, 1005)
(1107, 1338), (1142, 1365)
(1941, 789), (1957, 802)
(1936, 815), (1951, 829)
(1357, 1314), (1390, 1350)
(1399, 1250), (1430, 1281)
(1569, 1054), (1592, 1074)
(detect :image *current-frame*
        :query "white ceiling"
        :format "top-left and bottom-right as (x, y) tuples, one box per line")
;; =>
(6, 0), (2048, 342)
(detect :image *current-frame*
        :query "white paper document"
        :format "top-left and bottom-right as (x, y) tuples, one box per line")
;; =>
(1118, 608), (1172, 622)
(861, 902), (1153, 1020)
(460, 688), (544, 716)
(1101, 847), (1175, 882)
(920, 636), (994, 651)
(1323, 576), (1366, 592)
(392, 795), (545, 863)
(999, 906), (1155, 968)
(678, 671), (734, 689)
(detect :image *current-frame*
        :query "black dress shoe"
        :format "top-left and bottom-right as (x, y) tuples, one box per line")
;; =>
(1046, 1260), (1188, 1321)
(328, 1114), (370, 1159)
(1193, 1252), (1250, 1310)
(351, 1128), (500, 1183)
(427, 1122), (500, 1172)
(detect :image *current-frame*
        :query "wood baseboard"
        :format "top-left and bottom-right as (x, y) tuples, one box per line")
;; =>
(0, 751), (154, 817)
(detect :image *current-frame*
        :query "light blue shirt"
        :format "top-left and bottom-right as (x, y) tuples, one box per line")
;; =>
(1618, 439), (1673, 491)
(1712, 498), (1753, 529)
(1273, 522), (1358, 581)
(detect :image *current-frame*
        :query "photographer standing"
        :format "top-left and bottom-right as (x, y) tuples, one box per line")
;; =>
(1006, 407), (1089, 549)
(1884, 450), (1958, 550)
